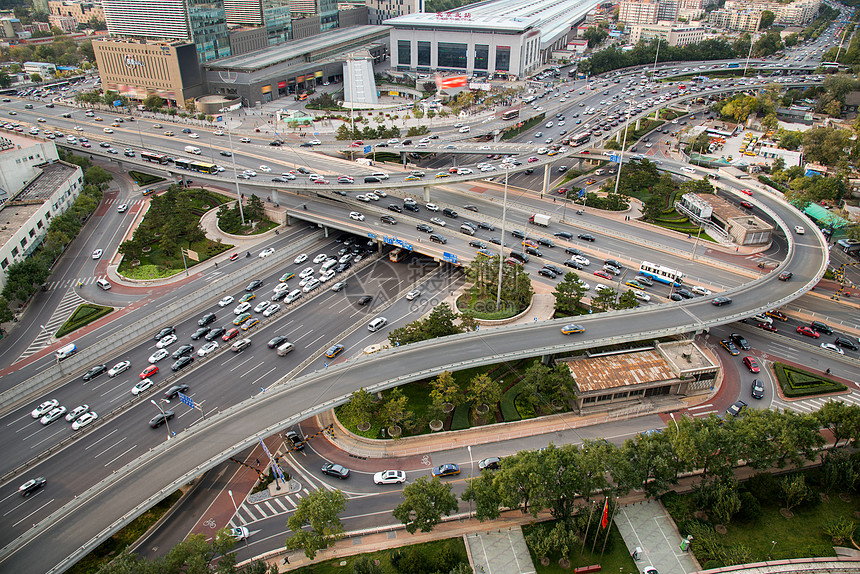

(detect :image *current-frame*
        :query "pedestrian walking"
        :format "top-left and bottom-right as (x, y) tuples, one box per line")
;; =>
(255, 458), (260, 466)
(826, 368), (831, 375)
(283, 556), (290, 564)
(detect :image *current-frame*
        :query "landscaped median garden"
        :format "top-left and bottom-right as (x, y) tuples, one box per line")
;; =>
(117, 186), (235, 280)
(773, 361), (847, 398)
(54, 303), (113, 338)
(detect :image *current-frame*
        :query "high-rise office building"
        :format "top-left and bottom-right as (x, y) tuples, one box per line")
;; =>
(618, 0), (658, 26)
(102, 0), (231, 61)
(222, 0), (290, 44)
(289, 0), (337, 30)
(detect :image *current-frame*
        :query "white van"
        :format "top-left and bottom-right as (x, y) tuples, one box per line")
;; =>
(277, 341), (295, 356)
(184, 145), (202, 155)
(55, 343), (77, 361)
(96, 278), (111, 290)
(320, 259), (338, 273)
(458, 126), (471, 133)
(370, 172), (389, 180)
(594, 169), (604, 176)
(285, 289), (302, 304)
(368, 317), (388, 332)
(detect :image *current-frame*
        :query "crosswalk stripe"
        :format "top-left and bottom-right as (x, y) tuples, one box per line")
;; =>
(273, 498), (288, 511)
(285, 497), (297, 508)
(16, 287), (86, 361)
(263, 501), (276, 514)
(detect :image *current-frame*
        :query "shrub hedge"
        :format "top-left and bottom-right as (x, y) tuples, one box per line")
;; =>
(772, 361), (847, 398)
(55, 303), (113, 338)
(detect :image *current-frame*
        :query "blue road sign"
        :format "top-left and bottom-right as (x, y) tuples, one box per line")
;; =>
(610, 154), (620, 163)
(178, 392), (195, 409)
(442, 252), (458, 264)
(215, 115), (222, 122)
(364, 145), (372, 154)
(112, 100), (122, 107)
(578, 189), (586, 198)
(366, 232), (377, 240)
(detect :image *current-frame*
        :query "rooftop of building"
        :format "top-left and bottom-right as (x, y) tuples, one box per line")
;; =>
(15, 161), (79, 202)
(0, 131), (41, 154)
(0, 202), (42, 248)
(205, 25), (390, 72)
(93, 36), (190, 47)
(692, 192), (773, 230)
(561, 347), (677, 394)
(385, 0), (595, 41)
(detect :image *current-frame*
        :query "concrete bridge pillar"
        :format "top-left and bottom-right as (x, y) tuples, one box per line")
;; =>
(542, 163), (550, 198)
(635, 118), (641, 131)
(616, 131), (622, 144)
(423, 185), (431, 202)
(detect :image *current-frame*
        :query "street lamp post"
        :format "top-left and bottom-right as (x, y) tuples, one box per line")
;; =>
(150, 399), (172, 441)
(467, 445), (474, 518)
(228, 490), (251, 550)
(496, 164), (509, 308)
(611, 99), (634, 199)
(219, 107), (245, 225)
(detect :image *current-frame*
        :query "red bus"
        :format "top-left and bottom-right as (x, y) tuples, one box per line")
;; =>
(501, 108), (520, 121)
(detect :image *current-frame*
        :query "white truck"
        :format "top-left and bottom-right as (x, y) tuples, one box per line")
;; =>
(529, 213), (551, 227)
(55, 343), (77, 361)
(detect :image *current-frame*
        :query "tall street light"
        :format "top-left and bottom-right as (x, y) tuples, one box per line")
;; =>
(219, 107), (245, 225)
(496, 164), (510, 308)
(467, 445), (474, 518)
(227, 489), (251, 550)
(611, 99), (634, 199)
(150, 399), (172, 441)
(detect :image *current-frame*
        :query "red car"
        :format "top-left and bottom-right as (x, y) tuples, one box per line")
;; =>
(758, 322), (778, 333)
(740, 200), (753, 209)
(313, 179), (329, 184)
(349, 140), (363, 147)
(223, 328), (240, 341)
(740, 189), (753, 196)
(743, 356), (760, 373)
(594, 270), (612, 280)
(140, 365), (158, 379)
(556, 187), (569, 194)
(796, 326), (820, 338)
(581, 150), (590, 154)
(229, 253), (239, 261)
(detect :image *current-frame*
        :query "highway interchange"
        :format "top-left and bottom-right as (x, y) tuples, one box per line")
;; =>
(0, 18), (859, 570)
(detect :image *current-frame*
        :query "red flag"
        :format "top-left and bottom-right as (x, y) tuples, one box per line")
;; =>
(600, 499), (609, 529)
(435, 74), (468, 90)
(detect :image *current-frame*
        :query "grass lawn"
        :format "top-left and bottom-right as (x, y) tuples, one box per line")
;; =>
(55, 303), (113, 338)
(127, 170), (167, 186)
(68, 490), (182, 574)
(290, 537), (469, 574)
(118, 236), (231, 280)
(523, 520), (637, 574)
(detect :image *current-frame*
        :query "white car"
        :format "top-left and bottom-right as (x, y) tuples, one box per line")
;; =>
(795, 226), (805, 234)
(426, 203), (439, 212)
(263, 303), (281, 316)
(365, 192), (380, 201)
(92, 249), (103, 259)
(240, 137), (251, 143)
(132, 378), (154, 395)
(691, 286), (712, 296)
(821, 342), (844, 355)
(406, 289), (421, 301)
(188, 133), (199, 138)
(214, 130), (224, 136)
(156, 334), (178, 348)
(374, 189), (387, 197)
(259, 165), (272, 172)
(430, 217), (446, 227)
(65, 404), (89, 422)
(319, 270), (336, 283)
(117, 204), (128, 213)
(41, 406), (67, 425)
(299, 266), (315, 279)
(71, 411), (97, 431)
(355, 194), (370, 202)
(233, 302), (252, 315)
(273, 283), (290, 295)
(242, 170), (257, 177)
(258, 247), (275, 258)
(31, 399), (59, 419)
(253, 300), (269, 313)
(198, 341), (219, 356)
(313, 253), (328, 264)
(308, 139), (321, 145)
(573, 255), (590, 266)
(103, 127), (113, 133)
(230, 526), (249, 541)
(302, 279), (321, 293)
(294, 253), (309, 264)
(632, 290), (651, 302)
(373, 470), (407, 485)
(149, 349), (169, 363)
(349, 212), (365, 221)
(681, 167), (696, 174)
(108, 360), (131, 377)
(218, 295), (235, 307)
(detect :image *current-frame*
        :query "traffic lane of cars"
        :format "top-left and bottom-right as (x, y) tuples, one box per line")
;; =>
(740, 313), (860, 361)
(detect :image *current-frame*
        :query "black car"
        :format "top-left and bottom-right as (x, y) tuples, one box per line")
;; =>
(429, 233), (447, 244)
(564, 258), (583, 269)
(834, 336), (858, 350)
(489, 237), (508, 246)
(564, 246), (583, 256)
(578, 233), (595, 242)
(380, 215), (397, 225)
(511, 230), (526, 239)
(198, 313), (217, 326)
(269, 140), (283, 146)
(751, 379), (765, 400)
(478, 457), (501, 470)
(300, 142), (313, 147)
(206, 327), (226, 341)
(725, 400), (747, 418)
(477, 221), (495, 230)
(442, 208), (458, 218)
(675, 288), (694, 299)
(604, 259), (623, 269)
(268, 335), (289, 349)
(164, 383), (189, 400)
(469, 240), (488, 249)
(296, 167), (310, 174)
(191, 327), (210, 340)
(82, 364), (107, 381)
(388, 204), (402, 213)
(464, 205), (479, 212)
(544, 264), (564, 275)
(524, 168), (534, 175)
(711, 296), (732, 306)
(730, 333), (750, 350)
(321, 463), (350, 479)
(357, 295), (373, 306)
(335, 262), (352, 273)
(149, 411), (175, 428)
(810, 321), (833, 335)
(416, 223), (433, 233)
(285, 430), (305, 450)
(172, 345), (194, 359)
(537, 237), (555, 247)
(403, 203), (419, 212)
(154, 326), (175, 341)
(538, 268), (557, 279)
(669, 293), (683, 301)
(18, 476), (47, 497)
(170, 356), (194, 372)
(246, 279), (263, 291)
(525, 246), (542, 257)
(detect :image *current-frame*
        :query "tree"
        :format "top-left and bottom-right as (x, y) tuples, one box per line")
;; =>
(815, 400), (860, 448)
(615, 289), (639, 309)
(583, 26), (608, 49)
(244, 194), (265, 222)
(711, 478), (742, 525)
(388, 303), (469, 346)
(591, 287), (616, 312)
(143, 94), (165, 111)
(465, 373), (502, 413)
(553, 272), (588, 314)
(430, 371), (461, 410)
(779, 474), (809, 512)
(494, 449), (546, 515)
(84, 165), (113, 190)
(760, 10), (776, 29)
(393, 476), (459, 533)
(382, 387), (413, 431)
(29, 73), (42, 83)
(340, 387), (375, 428)
(286, 489), (347, 559)
(618, 431), (680, 497)
(461, 471), (502, 521)
(0, 71), (11, 88)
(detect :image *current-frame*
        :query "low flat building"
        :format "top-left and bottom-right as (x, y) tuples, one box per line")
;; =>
(559, 341), (718, 412)
(629, 20), (705, 47)
(678, 192), (774, 246)
(0, 132), (83, 290)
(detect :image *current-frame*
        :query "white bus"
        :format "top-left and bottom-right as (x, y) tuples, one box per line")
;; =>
(639, 261), (685, 286)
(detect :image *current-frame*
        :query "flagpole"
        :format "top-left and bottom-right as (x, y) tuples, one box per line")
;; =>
(600, 497), (620, 558)
(581, 500), (596, 556)
(591, 498), (607, 555)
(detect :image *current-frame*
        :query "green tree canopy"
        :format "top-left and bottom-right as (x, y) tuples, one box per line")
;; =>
(393, 476), (459, 533)
(286, 489), (347, 559)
